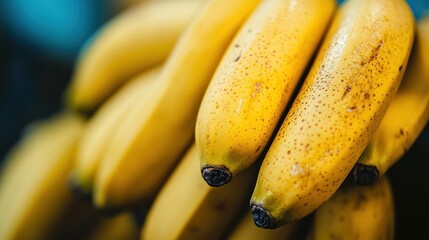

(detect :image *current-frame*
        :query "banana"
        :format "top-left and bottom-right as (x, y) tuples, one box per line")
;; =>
(226, 211), (298, 240)
(94, 0), (261, 209)
(141, 144), (257, 240)
(250, 0), (414, 228)
(196, 0), (335, 187)
(0, 112), (87, 240)
(66, 0), (202, 111)
(85, 213), (139, 240)
(311, 177), (395, 240)
(70, 66), (161, 196)
(352, 15), (429, 185)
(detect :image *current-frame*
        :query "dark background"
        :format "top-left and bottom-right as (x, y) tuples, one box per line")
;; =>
(0, 0), (428, 239)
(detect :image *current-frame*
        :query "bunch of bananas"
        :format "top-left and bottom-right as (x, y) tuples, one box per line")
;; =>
(1, 0), (428, 239)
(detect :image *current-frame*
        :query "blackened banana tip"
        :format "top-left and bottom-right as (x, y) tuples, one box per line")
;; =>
(250, 203), (274, 229)
(201, 165), (232, 187)
(353, 163), (379, 186)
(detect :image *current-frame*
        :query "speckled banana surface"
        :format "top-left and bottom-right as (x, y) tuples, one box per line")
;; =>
(70, 66), (161, 197)
(353, 14), (429, 185)
(142, 144), (257, 240)
(250, 0), (414, 229)
(66, 0), (202, 111)
(311, 177), (394, 240)
(196, 0), (335, 187)
(93, 0), (261, 210)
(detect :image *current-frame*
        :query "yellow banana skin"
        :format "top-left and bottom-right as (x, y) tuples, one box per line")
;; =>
(66, 0), (202, 111)
(70, 66), (161, 196)
(353, 15), (429, 185)
(312, 177), (395, 240)
(196, 0), (335, 187)
(94, 0), (261, 209)
(250, 0), (414, 228)
(142, 144), (257, 240)
(227, 211), (298, 240)
(0, 112), (85, 240)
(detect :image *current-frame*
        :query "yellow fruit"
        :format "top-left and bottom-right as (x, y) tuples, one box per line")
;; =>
(70, 66), (161, 195)
(66, 0), (202, 111)
(142, 144), (257, 240)
(250, 0), (414, 228)
(353, 14), (429, 185)
(0, 112), (86, 240)
(196, 0), (335, 187)
(312, 177), (394, 240)
(94, 0), (261, 209)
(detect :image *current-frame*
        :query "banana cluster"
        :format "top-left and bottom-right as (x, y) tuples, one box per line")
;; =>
(1, 0), (428, 239)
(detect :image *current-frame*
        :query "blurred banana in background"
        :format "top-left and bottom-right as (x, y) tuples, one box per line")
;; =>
(0, 112), (92, 240)
(311, 177), (395, 240)
(70, 66), (161, 197)
(85, 213), (139, 240)
(226, 211), (299, 240)
(353, 13), (429, 185)
(66, 0), (203, 111)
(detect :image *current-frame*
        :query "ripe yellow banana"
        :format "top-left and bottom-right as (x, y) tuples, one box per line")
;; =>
(70, 66), (161, 196)
(196, 0), (335, 187)
(311, 177), (395, 240)
(93, 0), (261, 210)
(86, 214), (139, 240)
(66, 0), (202, 111)
(250, 0), (414, 229)
(353, 15), (429, 185)
(226, 211), (298, 240)
(142, 144), (257, 240)
(0, 112), (86, 240)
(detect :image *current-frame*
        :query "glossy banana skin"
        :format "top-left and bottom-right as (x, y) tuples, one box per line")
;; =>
(353, 15), (429, 185)
(250, 0), (414, 228)
(93, 0), (262, 210)
(196, 0), (335, 187)
(312, 177), (395, 240)
(142, 144), (257, 240)
(66, 0), (202, 111)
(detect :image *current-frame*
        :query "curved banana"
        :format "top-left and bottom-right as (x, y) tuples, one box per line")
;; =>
(93, 0), (261, 210)
(352, 15), (429, 185)
(0, 112), (86, 240)
(70, 66), (161, 196)
(250, 0), (414, 229)
(142, 144), (257, 240)
(66, 0), (202, 111)
(227, 211), (298, 240)
(196, 0), (335, 187)
(312, 177), (395, 240)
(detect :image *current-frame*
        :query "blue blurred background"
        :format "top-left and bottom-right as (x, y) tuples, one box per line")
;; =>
(0, 0), (428, 238)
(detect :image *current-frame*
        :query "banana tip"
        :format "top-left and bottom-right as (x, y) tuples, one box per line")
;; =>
(201, 165), (232, 187)
(250, 203), (274, 229)
(352, 163), (379, 185)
